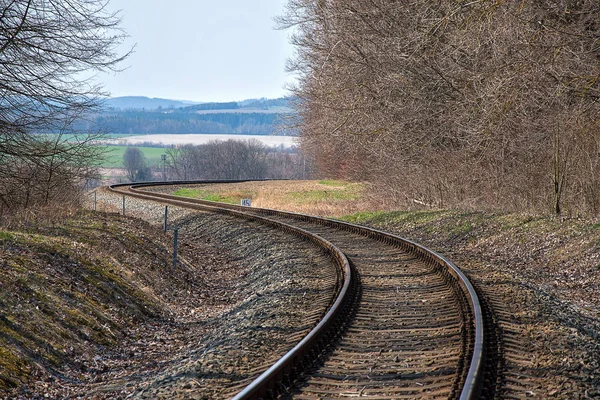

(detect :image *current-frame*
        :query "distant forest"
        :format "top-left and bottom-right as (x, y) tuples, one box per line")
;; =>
(77, 97), (296, 135)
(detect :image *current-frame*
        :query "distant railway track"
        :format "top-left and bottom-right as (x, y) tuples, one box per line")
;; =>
(109, 181), (488, 399)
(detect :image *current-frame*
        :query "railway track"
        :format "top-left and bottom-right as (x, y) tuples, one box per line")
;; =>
(109, 181), (487, 399)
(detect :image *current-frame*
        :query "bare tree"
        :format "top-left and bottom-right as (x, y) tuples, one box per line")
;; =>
(0, 0), (129, 212)
(280, 0), (600, 215)
(123, 147), (151, 182)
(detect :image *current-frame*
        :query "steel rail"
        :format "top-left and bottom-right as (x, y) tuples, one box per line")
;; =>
(109, 182), (353, 399)
(109, 180), (484, 399)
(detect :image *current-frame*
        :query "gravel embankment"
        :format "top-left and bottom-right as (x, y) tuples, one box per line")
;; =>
(96, 185), (600, 398)
(83, 187), (339, 399)
(362, 217), (600, 399)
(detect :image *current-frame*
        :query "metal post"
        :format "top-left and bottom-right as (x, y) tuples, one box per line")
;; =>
(122, 195), (125, 216)
(173, 228), (179, 268)
(164, 206), (169, 232)
(93, 190), (97, 211)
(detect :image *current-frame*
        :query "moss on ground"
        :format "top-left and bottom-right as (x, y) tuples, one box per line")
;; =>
(0, 231), (14, 241)
(0, 345), (30, 391)
(0, 211), (178, 394)
(286, 181), (363, 204)
(317, 179), (348, 186)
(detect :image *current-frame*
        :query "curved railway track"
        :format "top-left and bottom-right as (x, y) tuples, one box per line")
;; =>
(109, 181), (486, 399)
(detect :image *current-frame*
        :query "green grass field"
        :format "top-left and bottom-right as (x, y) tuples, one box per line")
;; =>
(34, 135), (158, 169)
(101, 146), (168, 168)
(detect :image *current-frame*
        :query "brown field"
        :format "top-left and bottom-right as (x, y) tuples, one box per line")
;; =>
(168, 179), (386, 217)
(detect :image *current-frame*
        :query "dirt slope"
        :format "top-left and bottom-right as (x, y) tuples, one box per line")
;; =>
(0, 210), (241, 397)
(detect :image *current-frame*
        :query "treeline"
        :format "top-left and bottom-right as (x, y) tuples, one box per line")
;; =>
(281, 1), (600, 215)
(164, 140), (306, 181)
(183, 102), (239, 112)
(120, 140), (307, 183)
(77, 110), (291, 135)
(238, 98), (291, 109)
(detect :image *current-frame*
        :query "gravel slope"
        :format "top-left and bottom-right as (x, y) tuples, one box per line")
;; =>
(343, 211), (600, 399)
(3, 188), (339, 399)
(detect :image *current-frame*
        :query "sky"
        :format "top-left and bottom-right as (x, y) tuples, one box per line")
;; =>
(99, 0), (295, 102)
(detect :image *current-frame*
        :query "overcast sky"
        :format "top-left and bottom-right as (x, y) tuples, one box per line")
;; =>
(100, 0), (295, 102)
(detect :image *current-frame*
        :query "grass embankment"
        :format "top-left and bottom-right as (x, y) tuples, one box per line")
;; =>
(0, 211), (180, 393)
(173, 180), (366, 214)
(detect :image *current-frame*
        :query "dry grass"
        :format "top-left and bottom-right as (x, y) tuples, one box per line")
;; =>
(0, 202), (87, 237)
(169, 180), (384, 217)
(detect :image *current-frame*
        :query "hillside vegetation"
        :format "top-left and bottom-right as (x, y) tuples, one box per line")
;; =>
(280, 1), (600, 216)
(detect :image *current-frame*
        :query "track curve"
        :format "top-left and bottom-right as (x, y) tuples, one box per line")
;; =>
(109, 180), (485, 399)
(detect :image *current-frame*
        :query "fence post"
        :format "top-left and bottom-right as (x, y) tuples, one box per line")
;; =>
(164, 206), (169, 232)
(173, 228), (179, 268)
(94, 190), (97, 211)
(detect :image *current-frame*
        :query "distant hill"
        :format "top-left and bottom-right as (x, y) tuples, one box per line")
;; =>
(181, 102), (240, 112)
(103, 96), (201, 110)
(103, 96), (294, 112)
(82, 96), (297, 135)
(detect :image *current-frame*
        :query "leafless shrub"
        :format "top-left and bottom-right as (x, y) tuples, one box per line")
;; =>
(123, 147), (152, 182)
(166, 140), (307, 180)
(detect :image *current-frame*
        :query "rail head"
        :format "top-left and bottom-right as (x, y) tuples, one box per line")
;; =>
(109, 180), (484, 399)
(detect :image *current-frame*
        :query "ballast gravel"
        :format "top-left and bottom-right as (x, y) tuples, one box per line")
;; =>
(46, 187), (340, 399)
